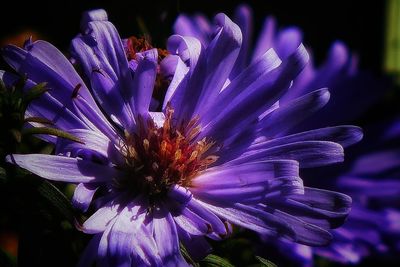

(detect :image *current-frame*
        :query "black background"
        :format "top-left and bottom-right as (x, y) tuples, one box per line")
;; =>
(0, 0), (385, 72)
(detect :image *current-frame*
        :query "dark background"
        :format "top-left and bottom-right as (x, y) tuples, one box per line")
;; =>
(0, 0), (386, 72)
(0, 1), (392, 266)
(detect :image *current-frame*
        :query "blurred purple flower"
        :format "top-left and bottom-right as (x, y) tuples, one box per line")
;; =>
(2, 8), (362, 267)
(174, 4), (397, 265)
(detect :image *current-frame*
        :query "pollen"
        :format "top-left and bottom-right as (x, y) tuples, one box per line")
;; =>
(118, 106), (219, 200)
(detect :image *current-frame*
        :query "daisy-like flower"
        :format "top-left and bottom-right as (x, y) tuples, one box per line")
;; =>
(3, 9), (362, 266)
(174, 4), (397, 265)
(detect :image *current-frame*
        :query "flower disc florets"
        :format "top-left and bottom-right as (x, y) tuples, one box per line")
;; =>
(116, 106), (219, 202)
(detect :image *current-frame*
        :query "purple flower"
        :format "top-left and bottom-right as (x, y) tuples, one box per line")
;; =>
(174, 4), (397, 265)
(3, 9), (362, 266)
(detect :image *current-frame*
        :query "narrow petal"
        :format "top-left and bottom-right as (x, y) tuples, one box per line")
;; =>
(200, 48), (281, 126)
(161, 55), (189, 110)
(348, 150), (400, 176)
(77, 234), (102, 267)
(173, 14), (210, 46)
(107, 203), (146, 267)
(55, 128), (124, 164)
(186, 198), (227, 236)
(275, 27), (303, 59)
(258, 88), (331, 137)
(82, 199), (121, 234)
(72, 183), (98, 212)
(71, 19), (135, 131)
(228, 141), (344, 168)
(192, 160), (299, 188)
(177, 228), (212, 261)
(253, 125), (363, 150)
(261, 205), (333, 246)
(192, 13), (242, 117)
(252, 17), (276, 62)
(173, 207), (211, 235)
(269, 188), (352, 229)
(200, 44), (309, 144)
(199, 200), (296, 240)
(165, 35), (203, 120)
(232, 4), (253, 77)
(6, 154), (122, 183)
(153, 208), (189, 266)
(131, 49), (158, 117)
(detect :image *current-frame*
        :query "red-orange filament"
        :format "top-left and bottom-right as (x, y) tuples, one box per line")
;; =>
(117, 106), (219, 200)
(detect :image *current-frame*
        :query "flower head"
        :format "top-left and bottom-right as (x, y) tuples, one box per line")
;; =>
(174, 4), (398, 265)
(3, 9), (362, 266)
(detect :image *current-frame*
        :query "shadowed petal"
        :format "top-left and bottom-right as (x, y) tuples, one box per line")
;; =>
(131, 49), (158, 117)
(6, 154), (122, 183)
(200, 44), (309, 144)
(177, 228), (212, 261)
(73, 183), (98, 212)
(254, 125), (363, 150)
(258, 88), (331, 137)
(153, 208), (189, 266)
(228, 141), (344, 168)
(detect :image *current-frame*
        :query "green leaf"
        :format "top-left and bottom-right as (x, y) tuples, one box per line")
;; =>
(180, 243), (199, 267)
(0, 167), (6, 183)
(255, 256), (277, 267)
(24, 116), (55, 125)
(35, 179), (77, 224)
(201, 254), (234, 267)
(22, 127), (84, 144)
(22, 82), (48, 104)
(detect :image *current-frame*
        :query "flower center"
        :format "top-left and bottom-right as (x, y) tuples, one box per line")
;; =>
(115, 106), (219, 201)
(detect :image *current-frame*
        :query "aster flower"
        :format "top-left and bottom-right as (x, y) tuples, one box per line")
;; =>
(174, 4), (396, 265)
(3, 9), (362, 266)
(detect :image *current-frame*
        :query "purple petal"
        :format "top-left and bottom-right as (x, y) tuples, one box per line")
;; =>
(2, 41), (98, 113)
(82, 199), (121, 234)
(0, 71), (87, 134)
(261, 204), (333, 246)
(200, 44), (309, 144)
(192, 160), (299, 188)
(89, 68), (133, 128)
(173, 207), (211, 235)
(165, 35), (202, 119)
(153, 208), (188, 266)
(191, 160), (302, 203)
(186, 198), (227, 236)
(72, 183), (98, 212)
(199, 48), (281, 126)
(55, 128), (124, 165)
(275, 27), (303, 59)
(131, 49), (158, 117)
(338, 176), (400, 198)
(161, 55), (189, 110)
(270, 187), (352, 229)
(72, 19), (136, 131)
(6, 154), (122, 183)
(254, 125), (363, 150)
(168, 185), (192, 206)
(173, 14), (210, 46)
(192, 13), (242, 118)
(258, 88), (330, 137)
(80, 9), (108, 31)
(177, 228), (212, 261)
(77, 234), (102, 267)
(106, 204), (147, 267)
(232, 4), (253, 77)
(252, 17), (276, 62)
(199, 200), (296, 240)
(229, 141), (344, 168)
(348, 150), (400, 176)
